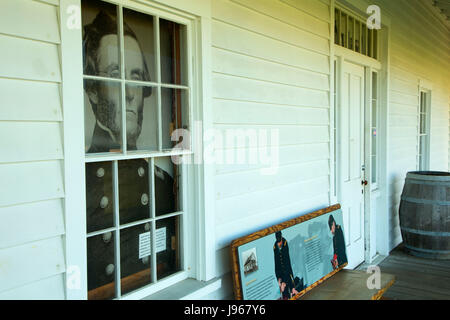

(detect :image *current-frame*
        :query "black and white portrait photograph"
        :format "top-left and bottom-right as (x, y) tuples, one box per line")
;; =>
(82, 0), (157, 153)
(81, 0), (186, 298)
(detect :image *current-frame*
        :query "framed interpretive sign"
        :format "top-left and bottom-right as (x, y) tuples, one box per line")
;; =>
(230, 204), (348, 300)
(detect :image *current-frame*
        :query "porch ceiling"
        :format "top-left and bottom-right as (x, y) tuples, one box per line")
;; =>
(432, 0), (450, 27)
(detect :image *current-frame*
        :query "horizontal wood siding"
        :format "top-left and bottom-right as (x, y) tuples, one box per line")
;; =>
(212, 0), (332, 274)
(0, 0), (66, 298)
(0, 237), (66, 293)
(374, 0), (450, 250)
(0, 274), (65, 300)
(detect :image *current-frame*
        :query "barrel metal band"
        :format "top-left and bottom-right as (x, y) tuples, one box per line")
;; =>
(404, 244), (450, 254)
(400, 196), (450, 206)
(406, 179), (450, 186)
(401, 226), (450, 237)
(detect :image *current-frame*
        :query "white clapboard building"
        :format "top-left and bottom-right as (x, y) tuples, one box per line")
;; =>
(0, 0), (449, 300)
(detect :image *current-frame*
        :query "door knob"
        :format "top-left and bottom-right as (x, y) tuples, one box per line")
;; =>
(361, 180), (368, 186)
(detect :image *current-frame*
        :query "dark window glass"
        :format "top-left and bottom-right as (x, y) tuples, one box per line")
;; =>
(120, 222), (152, 294)
(86, 161), (114, 233)
(87, 232), (116, 300)
(159, 19), (187, 85)
(119, 158), (151, 225)
(154, 157), (180, 216)
(161, 88), (189, 150)
(156, 215), (181, 280)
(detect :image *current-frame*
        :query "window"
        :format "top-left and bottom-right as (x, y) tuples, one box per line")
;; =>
(370, 72), (379, 187)
(81, 0), (191, 299)
(334, 7), (378, 59)
(418, 91), (430, 171)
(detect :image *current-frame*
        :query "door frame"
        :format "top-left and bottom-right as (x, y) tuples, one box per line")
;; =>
(331, 0), (392, 264)
(334, 46), (384, 266)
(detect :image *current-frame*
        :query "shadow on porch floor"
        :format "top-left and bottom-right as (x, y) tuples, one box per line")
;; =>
(360, 244), (450, 300)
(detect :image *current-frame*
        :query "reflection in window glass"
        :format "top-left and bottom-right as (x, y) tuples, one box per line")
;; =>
(159, 19), (187, 85)
(87, 232), (116, 300)
(120, 222), (152, 294)
(84, 80), (123, 153)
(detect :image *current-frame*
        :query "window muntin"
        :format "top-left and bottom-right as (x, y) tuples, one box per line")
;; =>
(334, 7), (378, 59)
(81, 0), (190, 299)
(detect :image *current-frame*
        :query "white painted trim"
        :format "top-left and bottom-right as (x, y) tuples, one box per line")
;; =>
(364, 66), (372, 264)
(59, 0), (88, 300)
(180, 278), (222, 300)
(335, 55), (344, 205)
(329, 0), (337, 206)
(376, 21), (391, 257)
(35, 0), (60, 6)
(120, 271), (188, 300)
(193, 15), (216, 282)
(334, 45), (381, 70)
(419, 78), (434, 91)
(138, 0), (211, 19)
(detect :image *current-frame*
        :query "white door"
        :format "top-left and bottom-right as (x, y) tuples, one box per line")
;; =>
(339, 61), (366, 269)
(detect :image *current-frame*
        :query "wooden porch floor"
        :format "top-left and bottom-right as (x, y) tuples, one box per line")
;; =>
(370, 244), (450, 300)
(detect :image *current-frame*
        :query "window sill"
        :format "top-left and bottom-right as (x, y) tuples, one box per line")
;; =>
(141, 278), (222, 300)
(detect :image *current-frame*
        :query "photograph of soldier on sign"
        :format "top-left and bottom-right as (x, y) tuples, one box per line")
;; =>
(273, 231), (299, 300)
(328, 214), (348, 269)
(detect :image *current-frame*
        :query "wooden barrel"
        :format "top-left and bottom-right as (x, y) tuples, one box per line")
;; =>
(399, 171), (450, 260)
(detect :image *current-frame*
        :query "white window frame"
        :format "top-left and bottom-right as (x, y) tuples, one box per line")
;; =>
(370, 70), (379, 191)
(417, 88), (431, 171)
(60, 0), (215, 300)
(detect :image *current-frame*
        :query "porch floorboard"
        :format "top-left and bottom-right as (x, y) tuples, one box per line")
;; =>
(368, 244), (450, 300)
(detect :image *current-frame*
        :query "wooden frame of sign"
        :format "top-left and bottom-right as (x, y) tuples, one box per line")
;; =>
(230, 204), (348, 300)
